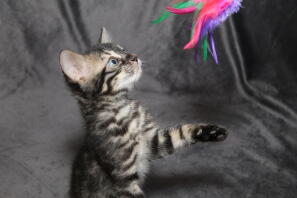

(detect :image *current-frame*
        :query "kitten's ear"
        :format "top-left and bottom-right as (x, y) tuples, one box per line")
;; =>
(60, 50), (90, 83)
(98, 27), (112, 44)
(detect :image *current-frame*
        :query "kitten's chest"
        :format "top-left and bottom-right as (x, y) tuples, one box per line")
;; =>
(135, 135), (150, 178)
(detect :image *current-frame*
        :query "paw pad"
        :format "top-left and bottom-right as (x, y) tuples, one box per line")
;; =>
(194, 125), (228, 142)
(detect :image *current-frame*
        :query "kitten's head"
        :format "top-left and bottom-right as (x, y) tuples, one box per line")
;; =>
(59, 27), (142, 97)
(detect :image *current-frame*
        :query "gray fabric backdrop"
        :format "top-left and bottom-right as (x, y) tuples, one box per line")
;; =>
(0, 0), (296, 197)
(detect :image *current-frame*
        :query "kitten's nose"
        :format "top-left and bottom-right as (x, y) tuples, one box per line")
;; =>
(126, 54), (138, 62)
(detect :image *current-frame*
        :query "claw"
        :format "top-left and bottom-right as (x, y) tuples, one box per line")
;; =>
(197, 128), (203, 135)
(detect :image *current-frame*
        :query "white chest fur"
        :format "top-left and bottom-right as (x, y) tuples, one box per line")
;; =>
(136, 135), (150, 183)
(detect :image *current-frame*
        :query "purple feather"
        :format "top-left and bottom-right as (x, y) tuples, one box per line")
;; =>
(209, 32), (219, 64)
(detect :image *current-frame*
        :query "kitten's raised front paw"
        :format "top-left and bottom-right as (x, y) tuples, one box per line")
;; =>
(193, 124), (228, 142)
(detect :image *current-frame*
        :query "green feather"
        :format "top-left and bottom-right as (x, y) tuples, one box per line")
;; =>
(174, 0), (196, 9)
(196, 2), (203, 9)
(203, 36), (208, 61)
(152, 11), (171, 24)
(152, 0), (196, 24)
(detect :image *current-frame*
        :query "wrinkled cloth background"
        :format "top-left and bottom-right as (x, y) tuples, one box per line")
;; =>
(0, 0), (296, 198)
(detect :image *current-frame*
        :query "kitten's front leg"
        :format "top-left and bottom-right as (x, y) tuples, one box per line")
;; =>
(115, 182), (145, 198)
(148, 123), (228, 158)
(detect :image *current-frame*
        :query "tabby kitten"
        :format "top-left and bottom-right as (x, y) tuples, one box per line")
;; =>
(60, 27), (228, 198)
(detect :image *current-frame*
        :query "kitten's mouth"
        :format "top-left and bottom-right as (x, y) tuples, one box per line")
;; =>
(124, 59), (142, 75)
(134, 59), (142, 77)
(136, 59), (142, 71)
(125, 59), (142, 85)
(137, 59), (142, 67)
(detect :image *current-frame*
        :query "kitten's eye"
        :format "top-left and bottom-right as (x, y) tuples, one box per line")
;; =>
(107, 59), (119, 67)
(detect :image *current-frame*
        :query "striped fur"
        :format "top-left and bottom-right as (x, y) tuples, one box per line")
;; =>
(60, 30), (228, 198)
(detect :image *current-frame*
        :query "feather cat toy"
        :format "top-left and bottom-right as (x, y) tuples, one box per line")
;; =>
(153, 0), (242, 63)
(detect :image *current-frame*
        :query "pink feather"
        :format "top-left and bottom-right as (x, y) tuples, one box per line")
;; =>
(166, 6), (197, 15)
(184, 0), (233, 49)
(184, 15), (208, 49)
